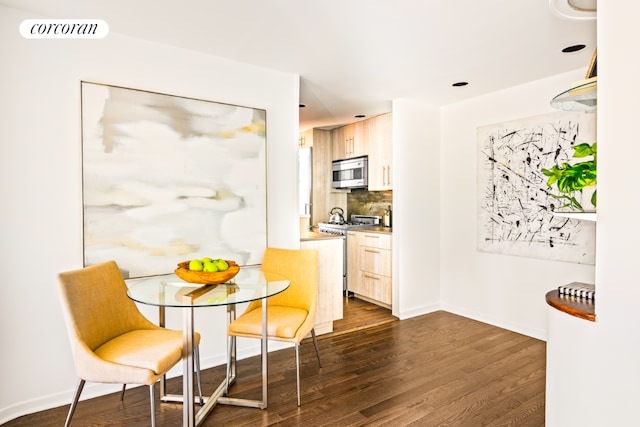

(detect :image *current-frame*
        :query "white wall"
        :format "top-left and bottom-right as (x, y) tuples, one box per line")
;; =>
(439, 71), (596, 340)
(4, 2), (632, 424)
(392, 99), (441, 319)
(0, 5), (299, 423)
(546, 3), (640, 425)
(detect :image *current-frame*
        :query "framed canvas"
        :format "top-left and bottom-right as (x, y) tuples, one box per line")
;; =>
(586, 48), (597, 79)
(81, 82), (267, 278)
(477, 111), (596, 265)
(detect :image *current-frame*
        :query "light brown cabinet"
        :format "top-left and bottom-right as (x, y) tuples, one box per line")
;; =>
(330, 114), (392, 189)
(298, 128), (313, 148)
(299, 128), (336, 226)
(367, 113), (392, 190)
(347, 230), (392, 308)
(332, 121), (368, 161)
(300, 236), (344, 335)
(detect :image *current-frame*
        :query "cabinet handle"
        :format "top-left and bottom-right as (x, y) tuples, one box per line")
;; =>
(364, 274), (380, 280)
(382, 166), (387, 186)
(364, 249), (380, 254)
(386, 164), (391, 186)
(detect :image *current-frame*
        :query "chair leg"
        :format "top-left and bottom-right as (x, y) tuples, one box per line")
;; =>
(311, 328), (322, 368)
(194, 345), (204, 405)
(149, 384), (156, 427)
(64, 379), (85, 427)
(295, 343), (301, 407)
(225, 335), (236, 394)
(120, 384), (127, 402)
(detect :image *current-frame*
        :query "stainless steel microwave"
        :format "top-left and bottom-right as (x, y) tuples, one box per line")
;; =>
(332, 156), (368, 189)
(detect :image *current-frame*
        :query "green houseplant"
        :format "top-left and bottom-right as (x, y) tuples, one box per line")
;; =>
(541, 142), (597, 212)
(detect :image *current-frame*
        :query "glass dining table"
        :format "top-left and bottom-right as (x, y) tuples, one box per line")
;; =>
(126, 265), (289, 427)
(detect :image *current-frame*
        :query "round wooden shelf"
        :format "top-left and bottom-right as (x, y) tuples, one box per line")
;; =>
(546, 289), (596, 322)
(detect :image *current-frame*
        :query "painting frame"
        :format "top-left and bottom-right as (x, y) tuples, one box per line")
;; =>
(586, 48), (597, 79)
(81, 81), (267, 278)
(477, 111), (596, 265)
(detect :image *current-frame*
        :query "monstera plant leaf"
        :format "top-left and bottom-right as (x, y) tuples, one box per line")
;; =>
(541, 142), (597, 211)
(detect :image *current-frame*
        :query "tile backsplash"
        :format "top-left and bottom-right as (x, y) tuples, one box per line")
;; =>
(347, 188), (392, 219)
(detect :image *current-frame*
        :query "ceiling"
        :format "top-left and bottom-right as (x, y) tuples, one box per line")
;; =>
(2, 0), (596, 130)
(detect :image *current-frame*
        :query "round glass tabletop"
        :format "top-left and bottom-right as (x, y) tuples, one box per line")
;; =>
(126, 265), (289, 308)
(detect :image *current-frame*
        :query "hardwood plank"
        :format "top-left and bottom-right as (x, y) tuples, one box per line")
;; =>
(4, 307), (546, 426)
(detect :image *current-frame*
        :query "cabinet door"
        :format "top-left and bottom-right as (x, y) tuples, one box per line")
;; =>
(298, 129), (313, 148)
(332, 121), (371, 160)
(309, 129), (333, 226)
(359, 246), (391, 277)
(368, 113), (393, 191)
(332, 126), (346, 161)
(361, 232), (391, 250)
(342, 124), (355, 158)
(358, 271), (392, 305)
(352, 120), (369, 158)
(300, 237), (344, 334)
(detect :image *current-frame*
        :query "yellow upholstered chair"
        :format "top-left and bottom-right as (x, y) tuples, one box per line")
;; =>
(227, 248), (322, 406)
(57, 260), (202, 427)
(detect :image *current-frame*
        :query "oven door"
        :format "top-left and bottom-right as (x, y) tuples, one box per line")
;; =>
(332, 157), (368, 189)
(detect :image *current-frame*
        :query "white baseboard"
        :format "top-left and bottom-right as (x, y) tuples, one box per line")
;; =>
(397, 302), (441, 320)
(440, 303), (547, 341)
(395, 302), (546, 341)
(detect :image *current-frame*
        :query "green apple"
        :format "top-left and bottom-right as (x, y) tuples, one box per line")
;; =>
(203, 261), (218, 273)
(188, 259), (204, 271)
(201, 257), (213, 264)
(215, 259), (229, 272)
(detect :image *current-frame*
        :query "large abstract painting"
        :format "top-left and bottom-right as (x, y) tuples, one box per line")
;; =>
(81, 82), (267, 278)
(477, 111), (596, 264)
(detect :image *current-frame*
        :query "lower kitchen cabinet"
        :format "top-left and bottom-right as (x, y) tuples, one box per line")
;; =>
(347, 230), (392, 308)
(300, 236), (344, 335)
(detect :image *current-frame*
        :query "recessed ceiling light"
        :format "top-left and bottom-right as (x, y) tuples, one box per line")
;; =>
(567, 0), (596, 12)
(299, 104), (306, 108)
(452, 81), (468, 87)
(549, 0), (596, 20)
(354, 114), (366, 118)
(562, 44), (586, 53)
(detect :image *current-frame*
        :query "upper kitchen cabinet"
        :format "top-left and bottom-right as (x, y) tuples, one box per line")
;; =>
(332, 121), (368, 161)
(298, 128), (336, 226)
(368, 113), (393, 191)
(298, 128), (314, 148)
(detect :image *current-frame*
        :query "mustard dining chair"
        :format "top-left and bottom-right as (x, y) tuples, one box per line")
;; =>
(57, 260), (202, 427)
(227, 248), (322, 406)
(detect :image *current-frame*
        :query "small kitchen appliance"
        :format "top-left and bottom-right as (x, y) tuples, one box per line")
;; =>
(332, 156), (368, 189)
(328, 207), (345, 224)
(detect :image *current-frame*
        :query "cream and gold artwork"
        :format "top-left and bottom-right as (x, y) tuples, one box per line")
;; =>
(81, 82), (266, 278)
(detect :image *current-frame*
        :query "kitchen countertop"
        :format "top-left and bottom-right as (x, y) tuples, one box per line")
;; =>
(301, 226), (392, 241)
(349, 226), (393, 234)
(300, 230), (345, 241)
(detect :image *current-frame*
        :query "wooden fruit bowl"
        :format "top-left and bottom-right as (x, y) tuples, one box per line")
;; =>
(175, 260), (240, 284)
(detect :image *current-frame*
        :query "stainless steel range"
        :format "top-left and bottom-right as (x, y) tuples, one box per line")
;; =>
(318, 215), (381, 294)
(318, 214), (381, 235)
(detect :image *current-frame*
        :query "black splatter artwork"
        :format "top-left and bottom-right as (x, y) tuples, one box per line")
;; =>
(477, 112), (596, 265)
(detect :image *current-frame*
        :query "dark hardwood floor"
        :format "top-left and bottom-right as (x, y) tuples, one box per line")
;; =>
(4, 299), (545, 426)
(331, 295), (397, 335)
